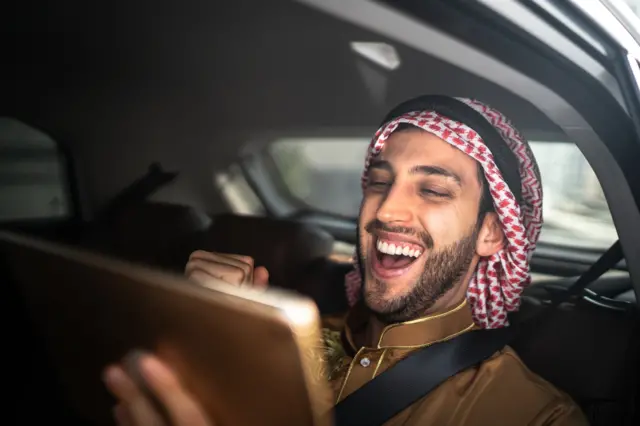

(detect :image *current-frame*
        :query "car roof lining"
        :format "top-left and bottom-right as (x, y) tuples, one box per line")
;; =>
(1, 0), (564, 143)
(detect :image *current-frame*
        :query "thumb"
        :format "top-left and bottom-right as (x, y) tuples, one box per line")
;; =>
(253, 266), (269, 288)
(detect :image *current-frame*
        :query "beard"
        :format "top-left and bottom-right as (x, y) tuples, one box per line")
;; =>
(357, 221), (478, 323)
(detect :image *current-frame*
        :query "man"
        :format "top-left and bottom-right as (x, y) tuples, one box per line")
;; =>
(103, 96), (588, 425)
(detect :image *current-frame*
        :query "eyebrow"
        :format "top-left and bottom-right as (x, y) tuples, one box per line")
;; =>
(410, 165), (461, 185)
(369, 160), (462, 185)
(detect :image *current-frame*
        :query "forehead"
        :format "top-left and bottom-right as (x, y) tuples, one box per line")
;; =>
(377, 129), (479, 180)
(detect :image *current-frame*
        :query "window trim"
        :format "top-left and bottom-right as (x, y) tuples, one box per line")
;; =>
(479, 0), (625, 109)
(240, 148), (306, 217)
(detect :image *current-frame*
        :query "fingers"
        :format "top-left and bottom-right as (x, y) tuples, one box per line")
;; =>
(186, 251), (253, 285)
(113, 404), (133, 426)
(253, 266), (269, 288)
(103, 365), (166, 426)
(103, 365), (141, 405)
(138, 355), (212, 426)
(104, 355), (213, 426)
(185, 251), (269, 289)
(189, 251), (254, 269)
(186, 260), (248, 286)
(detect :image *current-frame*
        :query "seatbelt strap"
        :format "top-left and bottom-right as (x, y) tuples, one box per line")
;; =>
(549, 239), (622, 306)
(516, 239), (625, 332)
(333, 327), (513, 426)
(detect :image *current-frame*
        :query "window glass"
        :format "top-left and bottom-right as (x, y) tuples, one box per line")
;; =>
(0, 117), (71, 221)
(270, 138), (366, 218)
(269, 138), (617, 250)
(623, 0), (640, 17)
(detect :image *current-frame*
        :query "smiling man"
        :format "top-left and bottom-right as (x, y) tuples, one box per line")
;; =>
(358, 129), (491, 322)
(104, 96), (588, 425)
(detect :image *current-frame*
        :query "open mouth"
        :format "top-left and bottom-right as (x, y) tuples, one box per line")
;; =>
(371, 236), (424, 279)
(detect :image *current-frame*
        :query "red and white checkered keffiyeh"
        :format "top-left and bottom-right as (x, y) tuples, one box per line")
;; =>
(345, 98), (543, 329)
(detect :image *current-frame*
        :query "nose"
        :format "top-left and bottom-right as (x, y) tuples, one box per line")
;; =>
(376, 184), (413, 224)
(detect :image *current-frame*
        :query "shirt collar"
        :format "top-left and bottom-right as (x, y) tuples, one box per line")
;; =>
(343, 299), (476, 352)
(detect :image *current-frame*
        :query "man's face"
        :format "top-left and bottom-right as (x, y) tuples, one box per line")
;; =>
(358, 128), (487, 322)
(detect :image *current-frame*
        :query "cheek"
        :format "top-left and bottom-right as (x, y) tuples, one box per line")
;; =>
(418, 204), (473, 247)
(359, 195), (379, 231)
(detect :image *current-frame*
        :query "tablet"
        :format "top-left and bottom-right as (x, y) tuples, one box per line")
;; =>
(0, 231), (333, 426)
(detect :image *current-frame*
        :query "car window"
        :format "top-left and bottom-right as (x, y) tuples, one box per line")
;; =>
(270, 138), (366, 218)
(268, 137), (617, 251)
(623, 0), (640, 16)
(0, 117), (71, 222)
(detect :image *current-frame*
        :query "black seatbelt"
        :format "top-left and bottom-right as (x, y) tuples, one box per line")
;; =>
(333, 327), (513, 426)
(517, 239), (624, 333)
(548, 239), (623, 307)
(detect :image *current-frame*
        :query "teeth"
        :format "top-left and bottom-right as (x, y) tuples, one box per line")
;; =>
(376, 239), (422, 258)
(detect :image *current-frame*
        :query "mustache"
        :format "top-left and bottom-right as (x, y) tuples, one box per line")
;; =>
(364, 219), (434, 250)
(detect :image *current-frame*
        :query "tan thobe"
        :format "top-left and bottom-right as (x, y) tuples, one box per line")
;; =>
(323, 300), (588, 426)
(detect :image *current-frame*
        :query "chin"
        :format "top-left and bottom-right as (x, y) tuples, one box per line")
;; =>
(357, 226), (478, 322)
(362, 273), (416, 316)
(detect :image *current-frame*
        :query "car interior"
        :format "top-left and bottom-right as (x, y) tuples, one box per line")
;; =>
(2, 0), (640, 424)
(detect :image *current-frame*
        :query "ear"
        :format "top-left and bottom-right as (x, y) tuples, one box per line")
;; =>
(475, 212), (505, 257)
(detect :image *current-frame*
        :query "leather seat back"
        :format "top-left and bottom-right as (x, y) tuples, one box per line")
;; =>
(82, 201), (211, 264)
(510, 295), (639, 425)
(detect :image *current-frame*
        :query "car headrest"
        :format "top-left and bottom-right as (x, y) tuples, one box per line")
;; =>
(193, 214), (335, 290)
(83, 202), (212, 262)
(111, 202), (212, 235)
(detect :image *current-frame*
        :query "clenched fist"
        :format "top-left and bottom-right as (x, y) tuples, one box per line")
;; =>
(184, 251), (269, 289)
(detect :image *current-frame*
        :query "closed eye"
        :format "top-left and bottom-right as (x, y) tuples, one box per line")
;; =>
(367, 180), (391, 192)
(420, 188), (450, 198)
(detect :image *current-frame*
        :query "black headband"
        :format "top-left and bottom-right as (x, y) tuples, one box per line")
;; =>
(381, 95), (523, 205)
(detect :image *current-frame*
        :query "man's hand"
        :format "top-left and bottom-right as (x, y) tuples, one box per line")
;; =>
(185, 251), (269, 288)
(103, 251), (268, 424)
(104, 354), (212, 426)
